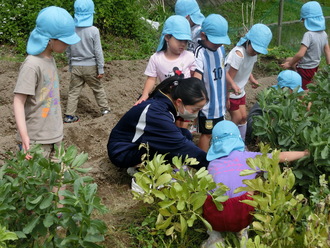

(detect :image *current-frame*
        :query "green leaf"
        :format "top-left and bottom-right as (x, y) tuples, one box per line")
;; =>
(252, 221), (264, 231)
(180, 215), (187, 238)
(84, 234), (105, 242)
(240, 169), (257, 176)
(165, 226), (174, 236)
(29, 195), (42, 205)
(151, 189), (166, 200)
(72, 153), (89, 167)
(155, 173), (172, 187)
(191, 193), (207, 211)
(39, 193), (54, 209)
(158, 200), (176, 208)
(14, 231), (26, 239)
(156, 216), (172, 230)
(177, 200), (185, 211)
(43, 214), (55, 228)
(23, 216), (40, 234)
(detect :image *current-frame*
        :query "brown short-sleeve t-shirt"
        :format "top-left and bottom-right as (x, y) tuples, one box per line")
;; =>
(14, 55), (63, 144)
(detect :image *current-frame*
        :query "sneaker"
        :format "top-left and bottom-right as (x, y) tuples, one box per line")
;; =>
(64, 115), (79, 123)
(127, 167), (139, 177)
(200, 230), (225, 248)
(101, 109), (110, 115)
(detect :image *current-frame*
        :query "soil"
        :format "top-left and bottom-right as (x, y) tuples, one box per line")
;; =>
(0, 59), (277, 246)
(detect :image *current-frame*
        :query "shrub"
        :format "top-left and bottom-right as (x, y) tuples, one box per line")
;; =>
(0, 144), (108, 247)
(251, 65), (330, 193)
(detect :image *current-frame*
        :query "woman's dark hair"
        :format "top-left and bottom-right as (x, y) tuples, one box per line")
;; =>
(150, 74), (209, 105)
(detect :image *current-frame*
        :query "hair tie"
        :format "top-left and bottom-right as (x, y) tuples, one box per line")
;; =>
(173, 81), (179, 86)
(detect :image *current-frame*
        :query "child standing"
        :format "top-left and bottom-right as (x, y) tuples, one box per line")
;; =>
(64, 0), (110, 123)
(281, 1), (330, 90)
(194, 14), (231, 152)
(225, 23), (272, 141)
(175, 0), (205, 52)
(201, 120), (309, 247)
(135, 15), (196, 106)
(13, 6), (80, 159)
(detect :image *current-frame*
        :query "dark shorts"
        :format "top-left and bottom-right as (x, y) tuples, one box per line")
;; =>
(198, 115), (224, 134)
(296, 67), (318, 90)
(229, 95), (246, 111)
(203, 193), (255, 232)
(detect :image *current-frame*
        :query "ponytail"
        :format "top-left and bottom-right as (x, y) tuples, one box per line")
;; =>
(150, 75), (209, 105)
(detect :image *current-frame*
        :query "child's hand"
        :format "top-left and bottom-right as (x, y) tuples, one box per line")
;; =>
(97, 74), (104, 79)
(228, 84), (241, 95)
(134, 94), (148, 106)
(251, 81), (260, 89)
(281, 62), (291, 69)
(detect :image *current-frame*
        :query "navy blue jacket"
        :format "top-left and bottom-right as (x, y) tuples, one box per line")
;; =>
(107, 91), (208, 169)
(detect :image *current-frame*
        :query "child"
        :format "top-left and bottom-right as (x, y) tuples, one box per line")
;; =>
(246, 70), (304, 145)
(201, 120), (309, 247)
(64, 0), (110, 123)
(281, 1), (330, 90)
(175, 0), (205, 52)
(194, 14), (231, 152)
(13, 6), (80, 159)
(135, 15), (196, 106)
(225, 23), (272, 141)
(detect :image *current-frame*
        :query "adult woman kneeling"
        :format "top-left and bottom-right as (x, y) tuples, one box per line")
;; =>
(107, 75), (209, 170)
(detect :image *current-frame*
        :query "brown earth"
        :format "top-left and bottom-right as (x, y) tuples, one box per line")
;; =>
(0, 59), (277, 246)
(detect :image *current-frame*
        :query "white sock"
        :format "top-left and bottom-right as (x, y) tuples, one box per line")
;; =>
(238, 122), (247, 141)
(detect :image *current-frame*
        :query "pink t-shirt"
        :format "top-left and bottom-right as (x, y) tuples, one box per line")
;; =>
(144, 50), (197, 83)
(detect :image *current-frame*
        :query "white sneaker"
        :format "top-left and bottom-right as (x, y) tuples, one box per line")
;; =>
(200, 230), (225, 248)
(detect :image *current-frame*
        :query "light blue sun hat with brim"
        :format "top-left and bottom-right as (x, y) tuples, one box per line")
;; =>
(156, 15), (191, 52)
(27, 6), (81, 55)
(237, 23), (272, 54)
(207, 120), (245, 161)
(74, 0), (95, 27)
(201, 14), (231, 45)
(175, 0), (205, 26)
(273, 70), (304, 92)
(300, 1), (325, 31)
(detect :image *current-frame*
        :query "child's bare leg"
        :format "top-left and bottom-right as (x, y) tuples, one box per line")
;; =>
(198, 133), (211, 152)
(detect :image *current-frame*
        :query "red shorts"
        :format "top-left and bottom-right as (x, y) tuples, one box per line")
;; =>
(296, 67), (318, 90)
(229, 95), (246, 111)
(203, 193), (254, 232)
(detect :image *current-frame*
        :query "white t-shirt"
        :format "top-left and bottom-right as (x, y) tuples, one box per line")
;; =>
(298, 31), (329, 69)
(225, 46), (258, 99)
(144, 50), (197, 83)
(188, 25), (201, 52)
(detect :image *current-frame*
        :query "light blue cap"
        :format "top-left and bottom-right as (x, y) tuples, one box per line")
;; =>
(300, 1), (325, 31)
(207, 120), (245, 161)
(175, 0), (205, 26)
(273, 70), (304, 92)
(237, 23), (272, 54)
(27, 6), (81, 55)
(201, 14), (231, 45)
(74, 0), (95, 27)
(156, 15), (191, 52)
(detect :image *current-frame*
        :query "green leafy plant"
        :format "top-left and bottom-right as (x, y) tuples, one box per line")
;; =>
(0, 225), (17, 248)
(132, 144), (229, 244)
(235, 143), (330, 248)
(0, 144), (108, 247)
(251, 65), (330, 193)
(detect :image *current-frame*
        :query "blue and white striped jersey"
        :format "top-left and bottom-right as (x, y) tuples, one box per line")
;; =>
(195, 43), (227, 119)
